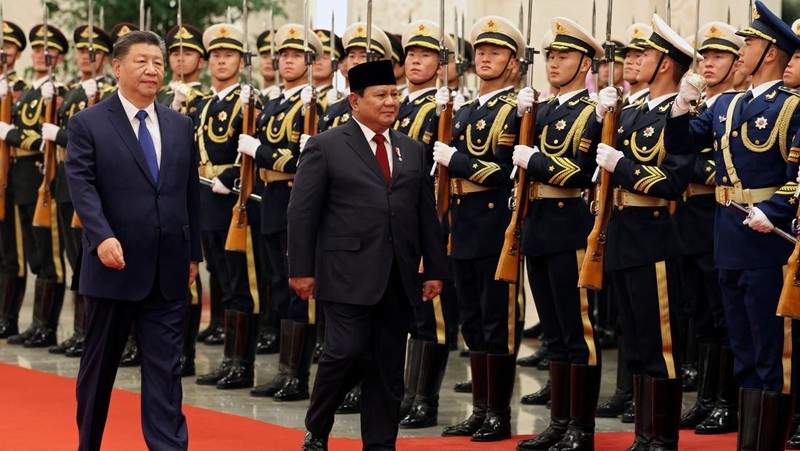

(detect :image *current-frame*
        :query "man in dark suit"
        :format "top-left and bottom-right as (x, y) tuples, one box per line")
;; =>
(65, 30), (202, 451)
(288, 59), (448, 451)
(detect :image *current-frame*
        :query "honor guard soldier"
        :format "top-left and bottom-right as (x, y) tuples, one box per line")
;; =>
(193, 23), (262, 390)
(387, 33), (406, 100)
(390, 20), (455, 429)
(313, 29), (343, 112)
(257, 30), (281, 101)
(665, 1), (800, 448)
(591, 14), (700, 450)
(41, 23), (115, 357)
(239, 23), (322, 402)
(598, 41), (625, 91)
(0, 21), (30, 339)
(435, 16), (523, 442)
(513, 17), (603, 451)
(622, 26), (652, 110)
(160, 24), (208, 115)
(674, 22), (742, 436)
(0, 23), (68, 349)
(318, 23), (392, 133)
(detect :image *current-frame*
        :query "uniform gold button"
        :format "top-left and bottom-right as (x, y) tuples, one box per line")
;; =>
(488, 202), (494, 209)
(456, 198), (461, 205)
(755, 140), (760, 145)
(459, 136), (465, 141)
(203, 125), (208, 130)
(732, 131), (739, 138)
(554, 139), (559, 144)
(557, 201), (564, 208)
(642, 146), (648, 151)
(624, 140), (630, 146)
(477, 138), (482, 144)
(653, 211), (660, 218)
(288, 181), (293, 187)
(722, 176), (728, 183)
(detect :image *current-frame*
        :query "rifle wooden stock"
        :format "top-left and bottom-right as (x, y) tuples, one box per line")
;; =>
(0, 89), (10, 221)
(495, 105), (537, 283)
(577, 102), (621, 290)
(304, 95), (317, 137)
(224, 93), (256, 252)
(33, 97), (57, 228)
(778, 210), (800, 319)
(434, 100), (453, 222)
(71, 90), (100, 230)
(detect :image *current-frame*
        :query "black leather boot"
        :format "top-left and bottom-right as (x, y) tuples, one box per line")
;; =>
(400, 341), (449, 428)
(786, 401), (800, 450)
(442, 351), (487, 436)
(472, 353), (515, 442)
(65, 293), (86, 357)
(517, 361), (570, 449)
(50, 291), (84, 354)
(119, 327), (141, 367)
(597, 347), (632, 417)
(680, 343), (719, 428)
(737, 389), (761, 451)
(756, 391), (795, 451)
(650, 378), (682, 451)
(196, 310), (236, 385)
(301, 431), (327, 451)
(199, 273), (224, 345)
(336, 384), (362, 414)
(250, 318), (293, 397)
(0, 273), (25, 338)
(217, 311), (258, 389)
(550, 364), (602, 451)
(522, 322), (542, 339)
(8, 278), (42, 345)
(180, 303), (202, 377)
(274, 322), (317, 401)
(256, 330), (279, 354)
(695, 345), (739, 434)
(626, 375), (653, 451)
(454, 380), (472, 393)
(520, 379), (551, 405)
(256, 301), (279, 354)
(400, 338), (424, 418)
(26, 280), (63, 348)
(518, 341), (548, 367)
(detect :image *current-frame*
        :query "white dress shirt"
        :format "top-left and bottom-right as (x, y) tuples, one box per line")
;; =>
(118, 91), (162, 168)
(353, 117), (393, 175)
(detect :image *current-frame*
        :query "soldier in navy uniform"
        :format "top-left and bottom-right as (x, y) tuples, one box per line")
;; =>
(0, 21), (30, 340)
(312, 29), (343, 112)
(387, 32), (406, 100)
(435, 16), (523, 442)
(0, 24), (68, 349)
(513, 18), (603, 451)
(591, 14), (699, 450)
(674, 21), (742, 436)
(192, 24), (261, 390)
(41, 23), (115, 358)
(665, 1), (800, 447)
(257, 30), (281, 102)
(238, 24), (322, 401)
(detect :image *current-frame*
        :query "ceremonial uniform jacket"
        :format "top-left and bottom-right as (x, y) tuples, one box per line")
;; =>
(521, 90), (598, 257)
(157, 81), (209, 116)
(318, 96), (351, 132)
(447, 88), (517, 259)
(393, 87), (437, 169)
(591, 94), (692, 270)
(666, 83), (800, 270)
(316, 84), (334, 112)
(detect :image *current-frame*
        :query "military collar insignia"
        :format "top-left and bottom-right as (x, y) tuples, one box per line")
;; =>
(719, 115), (726, 123)
(323, 115), (330, 121)
(476, 119), (486, 130)
(618, 126), (624, 134)
(455, 121), (461, 129)
(658, 102), (672, 113)
(342, 112), (350, 122)
(643, 126), (655, 138)
(755, 117), (768, 129)
(765, 90), (777, 100)
(555, 120), (567, 131)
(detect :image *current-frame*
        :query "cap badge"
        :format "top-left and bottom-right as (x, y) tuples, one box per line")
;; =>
(118, 25), (132, 37)
(215, 27), (231, 38)
(482, 20), (500, 33)
(177, 27), (194, 39)
(555, 22), (567, 35)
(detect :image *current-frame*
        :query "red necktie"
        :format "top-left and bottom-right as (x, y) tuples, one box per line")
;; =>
(373, 134), (391, 184)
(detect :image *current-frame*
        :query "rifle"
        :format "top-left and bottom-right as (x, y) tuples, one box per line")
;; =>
(578, 0), (621, 290)
(496, 0), (536, 283)
(199, 176), (262, 202)
(778, 204), (800, 319)
(302, 0), (317, 138)
(224, 0), (255, 252)
(433, 0), (452, 223)
(0, 3), (10, 221)
(33, 1), (57, 228)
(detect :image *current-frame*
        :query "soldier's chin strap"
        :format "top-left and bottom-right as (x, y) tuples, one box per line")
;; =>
(750, 42), (773, 77)
(708, 57), (738, 89)
(480, 53), (515, 83)
(647, 52), (667, 86)
(559, 54), (586, 88)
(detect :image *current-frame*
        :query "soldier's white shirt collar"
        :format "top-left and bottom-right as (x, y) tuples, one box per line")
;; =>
(556, 89), (583, 106)
(32, 75), (52, 90)
(406, 87), (436, 103)
(646, 93), (675, 111)
(705, 89), (736, 109)
(477, 87), (507, 107)
(627, 89), (649, 104)
(747, 79), (782, 101)
(212, 83), (240, 102)
(282, 84), (307, 102)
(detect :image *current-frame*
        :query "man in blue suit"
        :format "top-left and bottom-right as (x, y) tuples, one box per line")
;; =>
(65, 30), (202, 451)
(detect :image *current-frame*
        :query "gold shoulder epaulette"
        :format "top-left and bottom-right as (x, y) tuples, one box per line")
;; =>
(622, 102), (640, 111)
(579, 97), (597, 106)
(496, 94), (518, 106)
(416, 94), (435, 105)
(779, 86), (800, 97)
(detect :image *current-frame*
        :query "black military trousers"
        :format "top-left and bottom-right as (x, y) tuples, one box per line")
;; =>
(0, 182), (23, 278)
(454, 254), (519, 355)
(611, 259), (681, 378)
(28, 205), (65, 283)
(15, 204), (41, 276)
(57, 202), (82, 280)
(682, 252), (727, 344)
(263, 231), (312, 323)
(527, 249), (600, 365)
(202, 230), (233, 309)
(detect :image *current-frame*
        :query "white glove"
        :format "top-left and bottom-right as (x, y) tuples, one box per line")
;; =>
(237, 134), (260, 158)
(595, 86), (618, 122)
(41, 82), (54, 103)
(211, 177), (231, 195)
(435, 87), (451, 116)
(41, 123), (59, 142)
(673, 72), (706, 116)
(81, 79), (98, 100)
(239, 84), (252, 107)
(0, 79), (7, 99)
(596, 143), (624, 172)
(432, 141), (457, 167)
(513, 144), (539, 169)
(325, 87), (340, 105)
(299, 133), (310, 153)
(743, 206), (774, 233)
(517, 87), (535, 117)
(300, 85), (315, 116)
(171, 85), (187, 111)
(262, 85), (281, 100)
(0, 121), (13, 141)
(453, 92), (466, 112)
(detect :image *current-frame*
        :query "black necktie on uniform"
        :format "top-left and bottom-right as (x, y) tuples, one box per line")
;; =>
(735, 90), (754, 121)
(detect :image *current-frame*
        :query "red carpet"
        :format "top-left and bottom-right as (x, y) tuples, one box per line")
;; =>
(0, 362), (737, 450)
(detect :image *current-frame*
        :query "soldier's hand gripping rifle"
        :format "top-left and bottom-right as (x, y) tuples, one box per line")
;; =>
(578, 1), (621, 291)
(33, 1), (58, 228)
(0, 4), (11, 222)
(302, 0), (317, 138)
(225, 0), (256, 252)
(496, 0), (537, 283)
(433, 0), (452, 223)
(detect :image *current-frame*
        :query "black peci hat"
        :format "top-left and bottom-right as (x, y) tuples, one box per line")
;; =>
(349, 59), (396, 92)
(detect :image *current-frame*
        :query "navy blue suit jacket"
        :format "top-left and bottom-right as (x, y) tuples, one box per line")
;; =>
(65, 92), (202, 301)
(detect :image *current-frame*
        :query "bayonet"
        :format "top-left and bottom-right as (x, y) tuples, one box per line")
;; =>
(366, 0), (374, 62)
(509, 0), (537, 181)
(454, 5), (461, 80)
(331, 9), (339, 99)
(139, 0), (145, 31)
(269, 6), (280, 86)
(727, 5), (731, 25)
(0, 3), (6, 77)
(43, 0), (51, 75)
(242, 0), (251, 82)
(227, 6), (233, 24)
(145, 7), (151, 31)
(99, 6), (104, 30)
(177, 0), (183, 83)
(666, 0), (672, 27)
(592, 0), (599, 92)
(88, 0), (97, 84)
(749, 0), (754, 24)
(304, 0), (314, 88)
(439, 0), (449, 87)
(692, 0), (700, 72)
(605, 0), (617, 98)
(518, 3), (524, 34)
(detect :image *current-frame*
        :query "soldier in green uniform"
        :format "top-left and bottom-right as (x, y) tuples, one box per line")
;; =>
(312, 29), (343, 112)
(41, 23), (115, 357)
(0, 21), (29, 340)
(239, 23), (322, 401)
(435, 15), (524, 442)
(0, 23), (68, 348)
